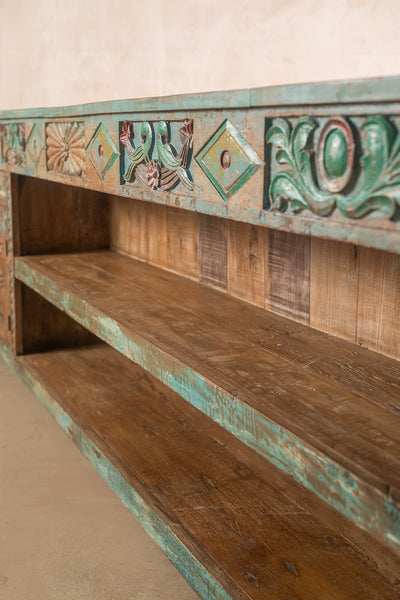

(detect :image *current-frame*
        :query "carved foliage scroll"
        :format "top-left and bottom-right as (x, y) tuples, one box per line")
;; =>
(266, 115), (400, 220)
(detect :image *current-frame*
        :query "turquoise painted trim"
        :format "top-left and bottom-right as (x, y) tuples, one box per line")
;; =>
(0, 342), (232, 600)
(14, 259), (400, 554)
(0, 76), (399, 120)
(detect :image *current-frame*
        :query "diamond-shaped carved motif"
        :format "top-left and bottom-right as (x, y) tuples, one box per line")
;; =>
(195, 120), (263, 201)
(26, 124), (44, 166)
(86, 123), (119, 179)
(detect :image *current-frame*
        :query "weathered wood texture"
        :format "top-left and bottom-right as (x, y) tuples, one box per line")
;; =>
(0, 174), (12, 347)
(14, 250), (400, 552)
(19, 284), (97, 354)
(111, 196), (199, 279)
(14, 175), (110, 256)
(266, 230), (310, 324)
(110, 196), (400, 359)
(9, 342), (400, 600)
(199, 214), (227, 289)
(310, 239), (360, 342)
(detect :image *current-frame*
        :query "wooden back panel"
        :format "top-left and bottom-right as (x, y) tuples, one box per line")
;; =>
(13, 175), (110, 256)
(19, 284), (97, 354)
(111, 195), (400, 360)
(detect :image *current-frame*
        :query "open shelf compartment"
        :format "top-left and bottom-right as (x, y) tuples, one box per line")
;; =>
(14, 249), (400, 555)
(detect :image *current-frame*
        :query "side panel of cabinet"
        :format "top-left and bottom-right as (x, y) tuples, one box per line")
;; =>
(0, 172), (13, 348)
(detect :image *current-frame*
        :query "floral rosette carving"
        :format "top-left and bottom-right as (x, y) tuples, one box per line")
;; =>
(266, 115), (400, 219)
(46, 122), (85, 176)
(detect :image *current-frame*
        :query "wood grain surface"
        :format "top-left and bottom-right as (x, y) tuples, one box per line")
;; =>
(14, 175), (110, 256)
(18, 342), (400, 600)
(310, 239), (359, 342)
(14, 250), (400, 554)
(227, 221), (265, 307)
(20, 285), (97, 354)
(110, 196), (400, 359)
(266, 230), (310, 323)
(357, 247), (400, 357)
(199, 214), (227, 289)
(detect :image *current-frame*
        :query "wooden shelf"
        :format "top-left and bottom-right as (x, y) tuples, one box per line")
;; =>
(14, 250), (400, 553)
(2, 341), (399, 600)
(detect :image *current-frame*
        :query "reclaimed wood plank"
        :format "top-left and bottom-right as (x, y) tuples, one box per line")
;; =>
(166, 208), (199, 279)
(15, 176), (110, 256)
(2, 342), (399, 600)
(357, 247), (400, 359)
(111, 196), (151, 262)
(227, 221), (264, 308)
(266, 230), (310, 324)
(146, 203), (168, 270)
(14, 251), (400, 553)
(20, 285), (97, 354)
(310, 238), (359, 342)
(199, 214), (227, 289)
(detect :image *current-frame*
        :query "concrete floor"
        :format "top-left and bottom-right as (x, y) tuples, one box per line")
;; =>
(0, 360), (199, 599)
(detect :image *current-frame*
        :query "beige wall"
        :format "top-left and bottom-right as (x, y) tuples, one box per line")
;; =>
(0, 0), (399, 109)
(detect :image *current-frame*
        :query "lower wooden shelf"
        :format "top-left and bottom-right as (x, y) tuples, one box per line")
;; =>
(14, 251), (400, 552)
(1, 341), (399, 599)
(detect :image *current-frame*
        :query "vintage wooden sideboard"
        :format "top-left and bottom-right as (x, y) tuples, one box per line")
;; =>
(0, 77), (400, 598)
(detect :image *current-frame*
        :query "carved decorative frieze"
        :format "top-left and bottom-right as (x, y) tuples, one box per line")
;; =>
(46, 122), (85, 176)
(86, 123), (119, 179)
(266, 115), (400, 219)
(196, 120), (263, 201)
(1, 123), (26, 166)
(120, 119), (193, 192)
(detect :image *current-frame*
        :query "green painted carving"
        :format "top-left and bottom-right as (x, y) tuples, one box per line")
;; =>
(120, 119), (193, 192)
(266, 115), (400, 219)
(324, 130), (347, 178)
(86, 123), (119, 180)
(196, 120), (263, 201)
(122, 121), (152, 182)
(157, 121), (193, 191)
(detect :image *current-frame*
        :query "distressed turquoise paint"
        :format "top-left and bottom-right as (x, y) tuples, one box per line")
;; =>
(0, 341), (232, 600)
(86, 122), (119, 179)
(250, 75), (400, 108)
(0, 76), (399, 120)
(26, 123), (45, 167)
(196, 119), (263, 201)
(14, 260), (400, 553)
(0, 219), (7, 236)
(2, 101), (400, 253)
